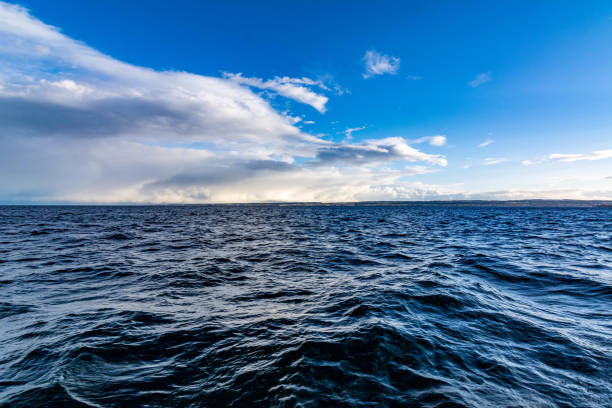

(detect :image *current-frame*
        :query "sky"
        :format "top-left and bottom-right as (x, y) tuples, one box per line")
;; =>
(1, 0), (611, 203)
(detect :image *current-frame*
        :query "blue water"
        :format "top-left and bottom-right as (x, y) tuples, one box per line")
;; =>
(1, 205), (611, 407)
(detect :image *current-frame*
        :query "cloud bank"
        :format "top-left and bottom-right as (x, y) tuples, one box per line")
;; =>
(0, 2), (452, 203)
(2, 3), (607, 203)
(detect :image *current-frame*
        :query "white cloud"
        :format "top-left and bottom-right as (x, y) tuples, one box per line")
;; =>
(362, 50), (400, 78)
(338, 125), (365, 139)
(464, 188), (612, 201)
(521, 150), (612, 166)
(468, 71), (491, 87)
(0, 2), (455, 203)
(404, 165), (438, 176)
(224, 73), (330, 113)
(410, 135), (447, 146)
(315, 137), (448, 167)
(478, 139), (493, 147)
(302, 120), (315, 124)
(0, 2), (314, 150)
(549, 149), (612, 162)
(484, 157), (506, 165)
(429, 136), (447, 146)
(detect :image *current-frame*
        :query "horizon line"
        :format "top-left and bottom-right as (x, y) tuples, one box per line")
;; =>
(1, 199), (611, 207)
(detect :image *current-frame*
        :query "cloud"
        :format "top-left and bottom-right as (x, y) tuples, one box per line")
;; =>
(549, 149), (612, 162)
(302, 120), (315, 124)
(521, 150), (612, 166)
(312, 73), (350, 96)
(428, 136), (447, 146)
(224, 73), (329, 113)
(4, 3), (606, 203)
(0, 130), (455, 203)
(468, 71), (491, 87)
(478, 139), (493, 147)
(0, 3), (316, 150)
(362, 50), (400, 78)
(314, 137), (448, 167)
(463, 189), (612, 201)
(338, 126), (365, 139)
(0, 2), (456, 203)
(404, 165), (438, 176)
(484, 158), (506, 165)
(411, 135), (447, 146)
(143, 159), (297, 191)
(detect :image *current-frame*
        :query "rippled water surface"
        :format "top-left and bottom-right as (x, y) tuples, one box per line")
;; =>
(1, 205), (611, 407)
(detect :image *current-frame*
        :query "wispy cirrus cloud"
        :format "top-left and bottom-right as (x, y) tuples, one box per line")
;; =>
(362, 50), (400, 78)
(521, 150), (612, 166)
(478, 139), (493, 147)
(468, 71), (491, 87)
(549, 149), (612, 162)
(338, 126), (366, 140)
(223, 73), (330, 113)
(404, 165), (439, 176)
(410, 135), (447, 146)
(484, 157), (506, 165)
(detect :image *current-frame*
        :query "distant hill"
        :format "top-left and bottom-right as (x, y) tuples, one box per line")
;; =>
(2, 200), (611, 207)
(235, 200), (612, 208)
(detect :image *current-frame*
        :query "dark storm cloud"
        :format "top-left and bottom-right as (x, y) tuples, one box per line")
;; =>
(0, 97), (192, 137)
(143, 159), (297, 190)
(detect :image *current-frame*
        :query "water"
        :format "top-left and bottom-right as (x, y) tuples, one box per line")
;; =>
(1, 205), (610, 407)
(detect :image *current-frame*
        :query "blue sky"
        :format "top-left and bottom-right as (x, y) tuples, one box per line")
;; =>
(1, 1), (611, 202)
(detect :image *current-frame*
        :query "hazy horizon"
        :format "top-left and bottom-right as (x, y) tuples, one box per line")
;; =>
(1, 199), (611, 207)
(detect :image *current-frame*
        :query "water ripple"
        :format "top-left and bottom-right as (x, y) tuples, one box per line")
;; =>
(0, 205), (611, 407)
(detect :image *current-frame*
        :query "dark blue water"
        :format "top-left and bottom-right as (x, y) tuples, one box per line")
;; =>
(1, 205), (611, 407)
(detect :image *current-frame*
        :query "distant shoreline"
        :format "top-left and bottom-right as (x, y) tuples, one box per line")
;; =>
(1, 200), (611, 208)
